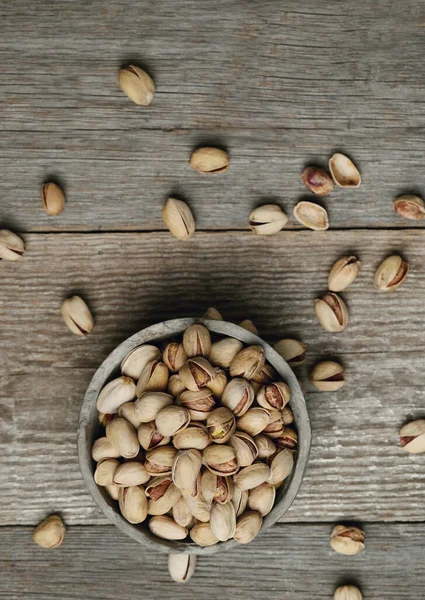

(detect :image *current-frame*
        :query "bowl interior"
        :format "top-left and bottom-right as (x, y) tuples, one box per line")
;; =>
(78, 318), (311, 555)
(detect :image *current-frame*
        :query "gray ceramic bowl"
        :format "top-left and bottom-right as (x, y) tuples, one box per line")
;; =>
(78, 318), (311, 555)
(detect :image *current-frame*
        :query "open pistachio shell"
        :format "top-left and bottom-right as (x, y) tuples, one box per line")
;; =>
(301, 167), (334, 196)
(293, 201), (329, 231)
(0, 229), (25, 261)
(237, 407), (271, 437)
(394, 194), (425, 221)
(249, 204), (288, 235)
(329, 153), (361, 188)
(399, 419), (425, 454)
(155, 405), (190, 437)
(273, 339), (306, 367)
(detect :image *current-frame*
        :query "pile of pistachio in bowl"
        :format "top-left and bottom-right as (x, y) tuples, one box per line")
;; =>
(92, 324), (296, 547)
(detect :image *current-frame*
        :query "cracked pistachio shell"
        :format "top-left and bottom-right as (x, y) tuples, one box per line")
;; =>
(201, 470), (234, 504)
(32, 515), (65, 549)
(268, 448), (294, 486)
(203, 444), (238, 476)
(222, 378), (254, 417)
(399, 419), (425, 454)
(234, 510), (263, 544)
(105, 483), (120, 501)
(394, 194), (425, 221)
(134, 392), (173, 423)
(96, 376), (136, 414)
(121, 345), (161, 380)
(41, 182), (65, 216)
(329, 153), (361, 188)
(145, 475), (172, 500)
(118, 65), (155, 106)
(248, 482), (276, 516)
(274, 427), (298, 450)
(282, 406), (294, 425)
(210, 501), (236, 541)
(162, 197), (195, 241)
(209, 337), (243, 369)
(136, 361), (169, 396)
(237, 407), (271, 437)
(239, 319), (258, 335)
(274, 338), (306, 367)
(94, 458), (120, 486)
(330, 525), (365, 556)
(310, 361), (345, 391)
(172, 449), (203, 491)
(173, 496), (195, 528)
(301, 167), (334, 196)
(162, 343), (188, 372)
(184, 492), (211, 522)
(119, 485), (148, 524)
(262, 409), (284, 438)
(149, 515), (188, 540)
(254, 434), (276, 459)
(177, 389), (215, 420)
(91, 437), (121, 462)
(173, 422), (210, 450)
(118, 401), (142, 429)
(257, 382), (290, 410)
(190, 147), (229, 174)
(61, 295), (94, 336)
(230, 346), (265, 380)
(155, 405), (190, 437)
(168, 554), (197, 584)
(183, 325), (211, 358)
(229, 431), (258, 467)
(148, 483), (181, 516)
(106, 418), (139, 459)
(113, 461), (150, 487)
(374, 255), (408, 292)
(145, 445), (177, 476)
(334, 586), (363, 600)
(207, 368), (228, 398)
(138, 421), (170, 451)
(252, 364), (277, 385)
(315, 292), (349, 333)
(328, 256), (361, 292)
(190, 522), (219, 546)
(234, 463), (270, 491)
(207, 407), (236, 444)
(0, 229), (25, 261)
(203, 307), (223, 320)
(293, 201), (329, 231)
(249, 204), (288, 235)
(232, 486), (249, 517)
(179, 357), (215, 391)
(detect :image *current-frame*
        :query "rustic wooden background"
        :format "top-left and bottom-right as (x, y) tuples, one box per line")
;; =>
(1, 0), (425, 598)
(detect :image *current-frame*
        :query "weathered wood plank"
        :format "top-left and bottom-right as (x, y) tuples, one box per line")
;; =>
(1, 524), (424, 599)
(1, 231), (425, 525)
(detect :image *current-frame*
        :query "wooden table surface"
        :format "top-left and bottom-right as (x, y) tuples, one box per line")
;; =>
(1, 1), (425, 598)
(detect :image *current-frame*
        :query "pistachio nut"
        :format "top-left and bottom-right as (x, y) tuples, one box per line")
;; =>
(274, 338), (306, 367)
(229, 431), (258, 467)
(251, 364), (277, 385)
(121, 344), (161, 379)
(234, 463), (270, 491)
(334, 586), (363, 600)
(138, 421), (170, 451)
(399, 419), (425, 454)
(91, 437), (121, 462)
(105, 484), (120, 501)
(173, 422), (210, 450)
(203, 307), (223, 320)
(268, 448), (294, 486)
(315, 292), (349, 333)
(189, 522), (219, 546)
(0, 229), (25, 261)
(329, 153), (361, 188)
(293, 201), (329, 230)
(206, 407), (236, 443)
(106, 418), (139, 458)
(148, 482), (181, 516)
(239, 319), (258, 335)
(177, 389), (215, 420)
(254, 434), (276, 459)
(281, 406), (294, 425)
(173, 496), (196, 528)
(32, 515), (65, 549)
(274, 427), (298, 450)
(168, 374), (187, 397)
(136, 360), (169, 396)
(119, 485), (148, 524)
(155, 405), (190, 437)
(374, 255), (408, 292)
(172, 449), (203, 491)
(234, 510), (262, 544)
(112, 461), (149, 487)
(262, 409), (284, 438)
(61, 295), (94, 336)
(179, 357), (215, 392)
(96, 376), (136, 414)
(207, 368), (228, 398)
(134, 391), (173, 423)
(330, 525), (365, 555)
(394, 194), (425, 221)
(184, 492), (211, 522)
(328, 256), (361, 292)
(168, 553), (197, 584)
(237, 407), (271, 437)
(201, 470), (234, 504)
(249, 204), (288, 235)
(145, 445), (177, 475)
(189, 147), (229, 174)
(232, 486), (249, 516)
(230, 346), (265, 380)
(183, 324), (212, 358)
(301, 166), (334, 196)
(41, 182), (66, 216)
(145, 475), (172, 500)
(257, 382), (290, 410)
(203, 444), (238, 476)
(248, 482), (276, 516)
(222, 377), (254, 417)
(149, 515), (188, 540)
(118, 401), (142, 429)
(162, 197), (195, 241)
(209, 337), (243, 368)
(310, 361), (345, 391)
(163, 343), (188, 372)
(210, 501), (236, 541)
(118, 65), (155, 106)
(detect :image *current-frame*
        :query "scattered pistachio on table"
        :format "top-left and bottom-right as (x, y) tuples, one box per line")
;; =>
(0, 229), (25, 261)
(301, 167), (334, 196)
(399, 419), (425, 454)
(41, 182), (65, 216)
(118, 65), (155, 106)
(293, 201), (329, 231)
(168, 553), (197, 583)
(189, 147), (229, 174)
(32, 515), (66, 549)
(61, 295), (94, 336)
(374, 255), (408, 292)
(162, 197), (195, 241)
(249, 204), (288, 235)
(330, 524), (365, 555)
(273, 339), (306, 367)
(314, 292), (349, 333)
(329, 153), (361, 188)
(393, 194), (425, 221)
(309, 361), (345, 392)
(328, 256), (360, 292)
(334, 585), (363, 600)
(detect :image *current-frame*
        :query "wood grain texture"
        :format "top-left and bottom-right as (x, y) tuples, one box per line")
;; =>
(1, 231), (425, 525)
(1, 524), (424, 599)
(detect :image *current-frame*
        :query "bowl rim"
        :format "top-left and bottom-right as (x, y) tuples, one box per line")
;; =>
(77, 317), (311, 555)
